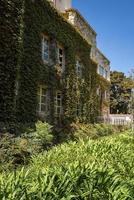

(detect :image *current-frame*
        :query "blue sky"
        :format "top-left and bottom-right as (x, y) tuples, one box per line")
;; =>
(72, 0), (134, 75)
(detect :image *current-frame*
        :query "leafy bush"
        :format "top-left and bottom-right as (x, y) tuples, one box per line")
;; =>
(72, 123), (98, 140)
(22, 121), (54, 151)
(0, 133), (31, 172)
(94, 123), (115, 136)
(0, 120), (129, 174)
(72, 122), (116, 141)
(0, 121), (54, 172)
(0, 132), (134, 199)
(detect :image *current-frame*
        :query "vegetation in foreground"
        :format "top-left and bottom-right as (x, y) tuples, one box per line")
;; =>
(0, 121), (127, 172)
(0, 129), (134, 199)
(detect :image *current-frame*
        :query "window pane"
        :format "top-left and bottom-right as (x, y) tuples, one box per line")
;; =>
(37, 86), (49, 116)
(42, 88), (46, 95)
(41, 96), (46, 104)
(57, 93), (61, 98)
(43, 38), (49, 61)
(59, 48), (63, 55)
(59, 57), (62, 62)
(58, 46), (64, 70)
(41, 104), (46, 112)
(38, 103), (41, 112)
(43, 53), (49, 61)
(55, 92), (62, 116)
(37, 95), (40, 102)
(57, 107), (61, 114)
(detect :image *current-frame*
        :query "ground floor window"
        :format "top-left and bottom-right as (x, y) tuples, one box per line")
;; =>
(55, 91), (62, 118)
(37, 86), (49, 117)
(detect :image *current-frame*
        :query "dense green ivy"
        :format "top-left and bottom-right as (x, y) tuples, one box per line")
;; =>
(0, 0), (109, 130)
(0, 0), (23, 130)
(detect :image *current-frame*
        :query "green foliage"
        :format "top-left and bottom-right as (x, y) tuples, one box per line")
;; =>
(110, 71), (134, 114)
(94, 123), (114, 136)
(23, 121), (54, 149)
(0, 121), (53, 172)
(70, 122), (117, 141)
(16, 0), (102, 125)
(0, 133), (30, 172)
(73, 123), (98, 140)
(0, 132), (134, 199)
(0, 0), (109, 130)
(0, 0), (23, 127)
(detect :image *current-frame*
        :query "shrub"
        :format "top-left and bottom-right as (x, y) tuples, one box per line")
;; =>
(0, 133), (134, 199)
(0, 133), (31, 172)
(70, 122), (116, 141)
(0, 121), (54, 172)
(72, 122), (98, 140)
(94, 123), (115, 137)
(25, 121), (54, 149)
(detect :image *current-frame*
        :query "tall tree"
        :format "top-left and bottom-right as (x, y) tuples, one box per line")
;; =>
(110, 71), (134, 114)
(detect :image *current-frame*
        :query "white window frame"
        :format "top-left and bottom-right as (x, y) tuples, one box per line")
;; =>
(104, 91), (108, 100)
(37, 86), (49, 116)
(105, 70), (108, 79)
(57, 44), (65, 72)
(99, 65), (103, 76)
(97, 88), (100, 96)
(76, 58), (82, 77)
(99, 65), (108, 79)
(55, 91), (62, 117)
(42, 35), (49, 63)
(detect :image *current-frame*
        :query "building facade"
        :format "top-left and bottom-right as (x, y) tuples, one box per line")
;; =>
(0, 0), (110, 130)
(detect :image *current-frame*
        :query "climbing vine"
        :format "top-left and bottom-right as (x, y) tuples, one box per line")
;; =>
(0, 0), (110, 130)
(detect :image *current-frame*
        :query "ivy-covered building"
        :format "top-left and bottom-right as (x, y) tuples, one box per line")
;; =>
(0, 0), (110, 129)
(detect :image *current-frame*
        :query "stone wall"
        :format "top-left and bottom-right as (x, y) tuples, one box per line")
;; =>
(66, 9), (96, 46)
(49, 0), (72, 12)
(91, 47), (110, 81)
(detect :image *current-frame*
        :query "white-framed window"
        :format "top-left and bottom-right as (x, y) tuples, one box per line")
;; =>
(97, 88), (100, 96)
(105, 70), (108, 79)
(42, 35), (49, 62)
(57, 44), (65, 72)
(98, 65), (108, 79)
(104, 91), (109, 100)
(76, 59), (82, 77)
(101, 90), (108, 101)
(15, 80), (19, 96)
(37, 86), (49, 115)
(99, 65), (104, 77)
(55, 91), (62, 117)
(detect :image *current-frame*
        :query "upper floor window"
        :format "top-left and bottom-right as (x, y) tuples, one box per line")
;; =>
(57, 44), (65, 72)
(105, 70), (108, 79)
(76, 59), (82, 77)
(98, 65), (108, 79)
(37, 86), (49, 116)
(99, 65), (104, 77)
(42, 35), (49, 62)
